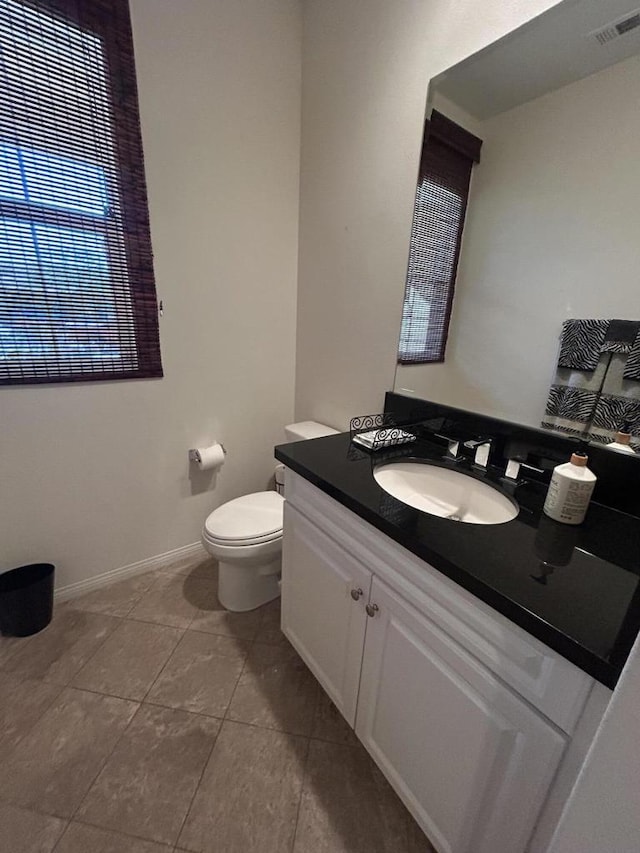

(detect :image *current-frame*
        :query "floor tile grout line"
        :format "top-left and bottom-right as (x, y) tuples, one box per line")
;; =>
(171, 713), (224, 850)
(65, 616), (135, 688)
(44, 816), (71, 853)
(105, 612), (192, 631)
(221, 637), (255, 723)
(57, 669), (289, 727)
(309, 731), (362, 748)
(68, 638), (186, 706)
(174, 712), (311, 853)
(141, 626), (250, 712)
(120, 581), (156, 618)
(58, 682), (230, 726)
(203, 714), (320, 741)
(0, 800), (71, 833)
(59, 813), (176, 851)
(66, 697), (146, 827)
(184, 597), (199, 634)
(139, 696), (227, 721)
(184, 624), (262, 644)
(136, 625), (188, 706)
(47, 613), (126, 690)
(62, 681), (152, 705)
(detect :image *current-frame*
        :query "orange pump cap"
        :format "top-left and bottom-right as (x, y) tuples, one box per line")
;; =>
(570, 453), (588, 467)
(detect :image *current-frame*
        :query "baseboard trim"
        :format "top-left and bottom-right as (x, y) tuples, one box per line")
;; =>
(55, 541), (206, 602)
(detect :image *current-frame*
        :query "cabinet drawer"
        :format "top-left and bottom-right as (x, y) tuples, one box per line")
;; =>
(285, 470), (593, 733)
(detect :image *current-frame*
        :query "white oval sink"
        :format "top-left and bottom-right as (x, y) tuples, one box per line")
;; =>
(374, 461), (518, 525)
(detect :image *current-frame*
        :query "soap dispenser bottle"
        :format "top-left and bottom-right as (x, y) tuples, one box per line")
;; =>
(543, 452), (596, 525)
(606, 425), (636, 455)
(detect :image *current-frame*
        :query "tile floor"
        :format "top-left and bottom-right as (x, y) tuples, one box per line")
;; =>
(0, 552), (435, 853)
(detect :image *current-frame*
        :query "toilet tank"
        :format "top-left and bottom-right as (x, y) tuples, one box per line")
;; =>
(276, 422), (339, 495)
(284, 421), (339, 442)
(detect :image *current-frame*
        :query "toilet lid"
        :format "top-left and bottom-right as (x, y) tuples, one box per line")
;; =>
(204, 491), (284, 543)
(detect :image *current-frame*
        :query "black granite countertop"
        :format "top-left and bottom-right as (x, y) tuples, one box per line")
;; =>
(275, 432), (640, 689)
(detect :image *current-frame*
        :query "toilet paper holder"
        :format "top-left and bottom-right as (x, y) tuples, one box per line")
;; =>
(189, 445), (227, 464)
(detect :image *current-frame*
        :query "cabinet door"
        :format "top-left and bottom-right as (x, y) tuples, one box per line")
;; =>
(281, 503), (371, 727)
(356, 577), (566, 853)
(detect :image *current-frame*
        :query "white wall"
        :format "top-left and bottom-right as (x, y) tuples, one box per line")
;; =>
(548, 633), (640, 853)
(295, 0), (561, 429)
(0, 0), (301, 589)
(396, 54), (640, 426)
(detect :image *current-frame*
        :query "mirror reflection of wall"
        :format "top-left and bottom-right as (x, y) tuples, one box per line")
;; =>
(394, 0), (640, 440)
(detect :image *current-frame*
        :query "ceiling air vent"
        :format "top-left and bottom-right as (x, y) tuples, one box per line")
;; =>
(590, 9), (640, 45)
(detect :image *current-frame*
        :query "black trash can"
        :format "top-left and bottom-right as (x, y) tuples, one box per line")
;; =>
(0, 563), (55, 637)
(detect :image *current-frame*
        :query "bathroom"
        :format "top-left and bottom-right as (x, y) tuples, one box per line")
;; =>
(1, 0), (639, 851)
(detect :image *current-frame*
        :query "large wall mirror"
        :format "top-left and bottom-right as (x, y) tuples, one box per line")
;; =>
(394, 0), (640, 445)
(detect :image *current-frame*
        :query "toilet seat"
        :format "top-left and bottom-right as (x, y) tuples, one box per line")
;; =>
(202, 527), (282, 548)
(203, 491), (283, 547)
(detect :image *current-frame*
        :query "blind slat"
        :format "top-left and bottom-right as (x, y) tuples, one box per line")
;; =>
(0, 0), (162, 386)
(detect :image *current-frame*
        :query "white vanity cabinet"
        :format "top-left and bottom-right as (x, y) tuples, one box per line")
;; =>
(281, 471), (602, 853)
(281, 503), (370, 726)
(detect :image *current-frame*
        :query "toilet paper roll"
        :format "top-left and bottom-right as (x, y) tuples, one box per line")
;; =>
(191, 443), (226, 471)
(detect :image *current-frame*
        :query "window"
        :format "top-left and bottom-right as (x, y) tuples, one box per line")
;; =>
(398, 111), (482, 365)
(0, 0), (162, 385)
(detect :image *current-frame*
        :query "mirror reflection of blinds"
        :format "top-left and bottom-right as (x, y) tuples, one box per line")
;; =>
(398, 111), (482, 365)
(0, 0), (162, 385)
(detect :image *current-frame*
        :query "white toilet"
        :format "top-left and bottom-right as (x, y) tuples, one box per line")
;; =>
(201, 421), (338, 611)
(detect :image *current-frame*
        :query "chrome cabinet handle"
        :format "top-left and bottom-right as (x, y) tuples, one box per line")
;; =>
(366, 603), (379, 618)
(350, 588), (363, 601)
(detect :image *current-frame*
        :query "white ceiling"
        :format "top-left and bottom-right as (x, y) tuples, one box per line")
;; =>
(433, 0), (640, 119)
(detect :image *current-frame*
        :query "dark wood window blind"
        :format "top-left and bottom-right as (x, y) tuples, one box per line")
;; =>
(0, 0), (162, 385)
(398, 111), (482, 365)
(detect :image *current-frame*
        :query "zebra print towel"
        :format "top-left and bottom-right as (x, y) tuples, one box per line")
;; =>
(557, 319), (640, 371)
(543, 319), (640, 448)
(591, 394), (640, 443)
(623, 328), (640, 381)
(589, 351), (640, 447)
(557, 319), (608, 370)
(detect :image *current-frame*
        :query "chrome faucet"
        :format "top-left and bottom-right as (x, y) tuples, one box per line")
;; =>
(434, 433), (462, 460)
(434, 433), (493, 467)
(464, 438), (492, 469)
(504, 457), (545, 482)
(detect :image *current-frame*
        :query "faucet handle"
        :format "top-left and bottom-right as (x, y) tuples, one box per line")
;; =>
(505, 459), (521, 480)
(464, 438), (492, 469)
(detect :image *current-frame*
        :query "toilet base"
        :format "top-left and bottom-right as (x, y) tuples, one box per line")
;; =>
(217, 556), (281, 612)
